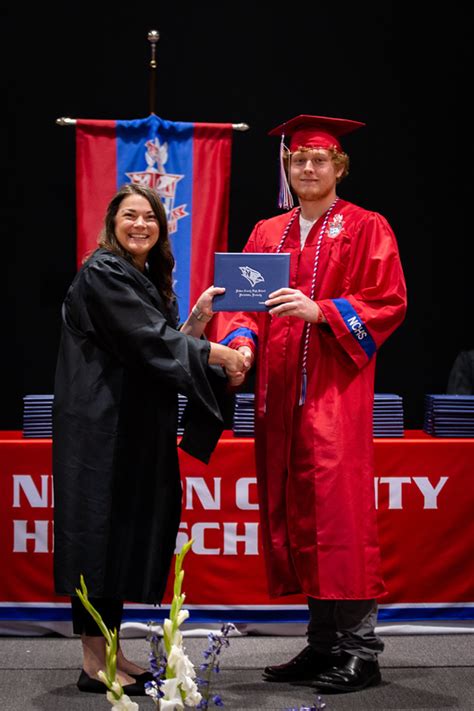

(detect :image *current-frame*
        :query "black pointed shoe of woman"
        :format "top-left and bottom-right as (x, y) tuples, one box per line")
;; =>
(76, 669), (148, 696)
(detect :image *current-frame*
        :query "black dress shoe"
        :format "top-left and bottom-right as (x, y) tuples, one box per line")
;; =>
(313, 653), (381, 693)
(77, 669), (148, 696)
(263, 646), (338, 682)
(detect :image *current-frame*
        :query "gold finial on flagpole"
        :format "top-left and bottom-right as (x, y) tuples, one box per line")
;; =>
(148, 30), (160, 115)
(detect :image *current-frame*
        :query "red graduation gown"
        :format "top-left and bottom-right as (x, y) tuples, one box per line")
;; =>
(220, 200), (407, 599)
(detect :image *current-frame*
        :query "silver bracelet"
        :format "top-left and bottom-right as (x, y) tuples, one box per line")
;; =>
(192, 305), (212, 322)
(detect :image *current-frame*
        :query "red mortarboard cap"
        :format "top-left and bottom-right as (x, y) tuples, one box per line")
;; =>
(269, 114), (365, 152)
(269, 114), (365, 209)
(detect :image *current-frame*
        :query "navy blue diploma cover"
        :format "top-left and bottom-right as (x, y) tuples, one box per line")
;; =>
(212, 252), (290, 311)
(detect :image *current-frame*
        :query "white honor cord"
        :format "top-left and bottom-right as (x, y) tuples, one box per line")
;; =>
(277, 199), (340, 405)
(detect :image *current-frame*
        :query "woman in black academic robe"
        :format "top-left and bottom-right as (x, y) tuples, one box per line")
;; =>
(53, 184), (248, 695)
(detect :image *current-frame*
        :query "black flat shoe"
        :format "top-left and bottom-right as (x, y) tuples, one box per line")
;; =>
(313, 654), (381, 693)
(77, 669), (148, 696)
(77, 670), (106, 694)
(263, 646), (339, 682)
(131, 670), (154, 683)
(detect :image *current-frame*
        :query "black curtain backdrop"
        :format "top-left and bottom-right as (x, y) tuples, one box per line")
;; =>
(2, 5), (472, 429)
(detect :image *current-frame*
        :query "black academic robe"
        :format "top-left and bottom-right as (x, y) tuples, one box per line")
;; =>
(53, 249), (226, 604)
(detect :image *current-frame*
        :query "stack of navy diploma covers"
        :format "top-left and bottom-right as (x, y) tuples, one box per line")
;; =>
(423, 394), (474, 437)
(22, 394), (54, 438)
(232, 392), (256, 437)
(231, 392), (405, 438)
(373, 393), (404, 437)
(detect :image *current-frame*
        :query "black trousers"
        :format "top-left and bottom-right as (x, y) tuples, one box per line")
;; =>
(307, 597), (384, 661)
(70, 596), (123, 636)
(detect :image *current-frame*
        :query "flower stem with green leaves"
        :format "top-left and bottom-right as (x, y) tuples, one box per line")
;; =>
(163, 538), (192, 666)
(147, 539), (202, 708)
(75, 574), (122, 702)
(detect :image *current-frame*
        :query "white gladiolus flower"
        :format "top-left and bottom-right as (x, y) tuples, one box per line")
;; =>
(106, 691), (139, 710)
(177, 609), (190, 626)
(181, 674), (202, 706)
(160, 700), (184, 711)
(163, 617), (183, 647)
(161, 678), (180, 696)
(110, 680), (122, 695)
(163, 618), (173, 641)
(168, 644), (196, 681)
(144, 680), (160, 700)
(167, 644), (186, 678)
(160, 677), (184, 709)
(144, 542), (210, 709)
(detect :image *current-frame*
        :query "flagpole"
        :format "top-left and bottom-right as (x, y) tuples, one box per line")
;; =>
(56, 117), (249, 131)
(148, 29), (159, 115)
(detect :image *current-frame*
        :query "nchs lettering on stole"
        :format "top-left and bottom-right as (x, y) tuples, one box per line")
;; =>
(347, 314), (368, 340)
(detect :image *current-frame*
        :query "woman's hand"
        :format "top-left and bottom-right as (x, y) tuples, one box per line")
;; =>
(180, 286), (225, 336)
(265, 288), (325, 323)
(225, 347), (253, 387)
(191, 286), (225, 322)
(224, 347), (247, 384)
(209, 343), (252, 386)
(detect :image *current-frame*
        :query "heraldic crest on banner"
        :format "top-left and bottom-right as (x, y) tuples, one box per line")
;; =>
(126, 137), (188, 235)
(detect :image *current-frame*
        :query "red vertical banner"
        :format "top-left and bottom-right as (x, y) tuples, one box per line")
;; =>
(190, 123), (232, 340)
(75, 120), (117, 266)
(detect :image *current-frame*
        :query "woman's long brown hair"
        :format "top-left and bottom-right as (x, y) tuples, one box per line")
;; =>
(98, 183), (175, 303)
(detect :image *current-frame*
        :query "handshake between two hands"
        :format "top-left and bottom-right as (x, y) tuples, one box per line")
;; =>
(224, 346), (254, 387)
(194, 286), (253, 387)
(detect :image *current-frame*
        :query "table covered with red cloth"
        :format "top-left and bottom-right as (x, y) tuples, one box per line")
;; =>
(0, 431), (472, 627)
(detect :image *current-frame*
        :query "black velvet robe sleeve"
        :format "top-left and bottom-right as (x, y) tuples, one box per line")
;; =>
(71, 253), (225, 462)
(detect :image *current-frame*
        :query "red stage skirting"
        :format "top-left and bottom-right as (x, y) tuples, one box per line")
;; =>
(0, 431), (473, 627)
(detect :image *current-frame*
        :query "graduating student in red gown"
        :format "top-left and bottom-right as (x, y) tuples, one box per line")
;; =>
(218, 115), (407, 693)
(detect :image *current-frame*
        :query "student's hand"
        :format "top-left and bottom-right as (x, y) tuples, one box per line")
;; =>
(265, 288), (325, 323)
(237, 346), (254, 371)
